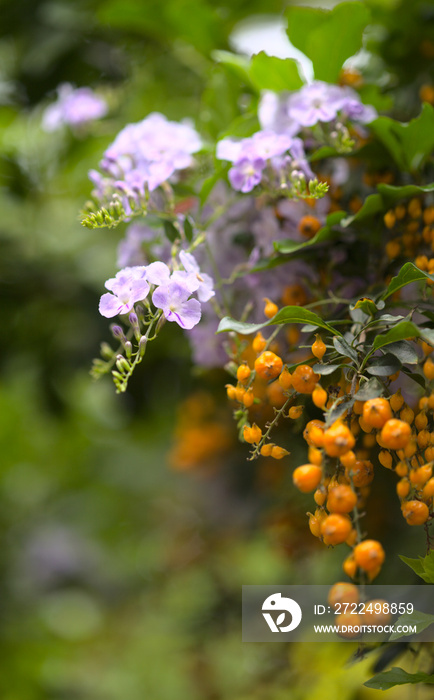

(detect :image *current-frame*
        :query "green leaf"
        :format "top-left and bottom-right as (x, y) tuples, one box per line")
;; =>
(382, 262), (434, 299)
(401, 368), (426, 390)
(341, 193), (383, 226)
(333, 336), (358, 363)
(372, 321), (420, 350)
(274, 211), (345, 254)
(326, 396), (355, 426)
(286, 2), (370, 83)
(211, 50), (252, 84)
(312, 363), (341, 375)
(378, 182), (434, 203)
(389, 611), (434, 641)
(370, 104), (434, 172)
(365, 668), (434, 691)
(163, 220), (180, 243)
(366, 353), (401, 376)
(354, 377), (384, 400)
(217, 306), (341, 336)
(384, 340), (419, 365)
(183, 216), (194, 243)
(249, 52), (303, 92)
(400, 551), (434, 583)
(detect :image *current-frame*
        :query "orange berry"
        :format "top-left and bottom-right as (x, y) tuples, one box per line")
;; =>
(401, 499), (430, 525)
(327, 582), (359, 610)
(292, 364), (320, 394)
(358, 415), (373, 433)
(417, 430), (431, 449)
(323, 421), (355, 457)
(278, 367), (293, 391)
(266, 381), (286, 408)
(336, 613), (362, 639)
(298, 215), (322, 238)
(260, 443), (274, 457)
(288, 405), (304, 419)
(303, 419), (325, 448)
(347, 460), (374, 487)
(362, 398), (392, 430)
(252, 332), (267, 354)
(397, 478), (410, 499)
(314, 488), (327, 506)
(254, 351), (283, 381)
(424, 205), (434, 225)
(363, 600), (392, 625)
(343, 554), (357, 579)
(380, 419), (412, 450)
(263, 297), (278, 319)
(354, 540), (385, 572)
(311, 335), (326, 361)
(421, 340), (433, 355)
(327, 484), (357, 514)
(415, 411), (428, 431)
(386, 239), (400, 259)
(426, 446), (434, 461)
(236, 364), (251, 383)
(243, 388), (254, 408)
(321, 513), (352, 545)
(235, 385), (246, 403)
(408, 198), (422, 219)
(423, 357), (434, 380)
(395, 460), (408, 477)
(225, 384), (236, 400)
(340, 450), (356, 469)
(409, 463), (432, 487)
(400, 405), (414, 424)
(390, 389), (404, 413)
(243, 423), (262, 444)
(378, 450), (393, 469)
(270, 445), (290, 460)
(384, 210), (396, 229)
(308, 446), (323, 466)
(308, 508), (327, 538)
(312, 384), (328, 409)
(419, 396), (430, 411)
(292, 464), (323, 493)
(422, 477), (434, 499)
(353, 400), (364, 415)
(282, 284), (308, 307)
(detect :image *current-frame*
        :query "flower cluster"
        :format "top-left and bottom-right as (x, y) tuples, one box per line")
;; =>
(42, 83), (107, 132)
(216, 131), (313, 193)
(89, 113), (202, 213)
(259, 80), (377, 134)
(99, 251), (214, 331)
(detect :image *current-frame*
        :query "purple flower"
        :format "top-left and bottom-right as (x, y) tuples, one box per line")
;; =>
(258, 91), (300, 136)
(288, 81), (345, 127)
(90, 113), (202, 207)
(152, 281), (201, 329)
(42, 83), (107, 132)
(228, 157), (265, 193)
(339, 88), (377, 123)
(179, 251), (215, 302)
(99, 267), (149, 318)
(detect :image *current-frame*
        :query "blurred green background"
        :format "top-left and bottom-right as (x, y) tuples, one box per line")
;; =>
(0, 0), (433, 697)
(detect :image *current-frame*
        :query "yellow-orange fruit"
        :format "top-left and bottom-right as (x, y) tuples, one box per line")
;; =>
(237, 364), (251, 384)
(254, 351), (283, 381)
(312, 384), (328, 409)
(292, 464), (323, 493)
(354, 540), (385, 572)
(327, 582), (359, 610)
(401, 499), (430, 525)
(326, 484), (357, 514)
(291, 364), (320, 394)
(321, 514), (352, 545)
(311, 335), (326, 361)
(380, 419), (412, 450)
(362, 398), (392, 429)
(278, 367), (293, 391)
(323, 421), (355, 458)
